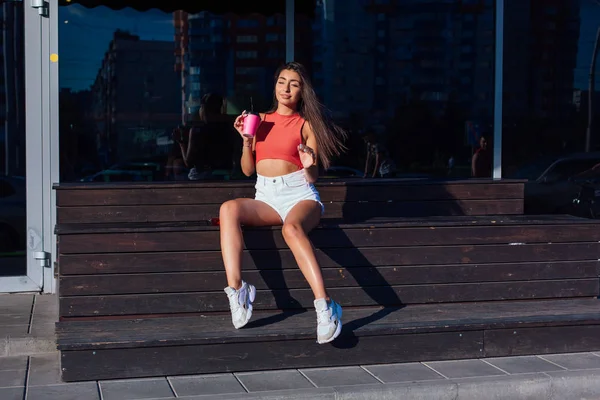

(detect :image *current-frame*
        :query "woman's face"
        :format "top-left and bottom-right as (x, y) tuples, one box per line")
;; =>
(275, 69), (302, 109)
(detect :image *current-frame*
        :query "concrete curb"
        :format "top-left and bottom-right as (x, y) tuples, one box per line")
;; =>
(1, 335), (57, 357)
(178, 369), (600, 400)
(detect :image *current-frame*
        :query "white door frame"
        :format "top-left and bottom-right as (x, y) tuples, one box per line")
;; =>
(493, 0), (504, 179)
(0, 1), (52, 293)
(44, 0), (59, 294)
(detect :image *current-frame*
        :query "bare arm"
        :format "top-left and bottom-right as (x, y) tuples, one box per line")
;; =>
(240, 136), (256, 177)
(364, 150), (371, 178)
(373, 152), (380, 178)
(179, 128), (195, 168)
(236, 112), (263, 177)
(301, 122), (319, 183)
(471, 152), (479, 176)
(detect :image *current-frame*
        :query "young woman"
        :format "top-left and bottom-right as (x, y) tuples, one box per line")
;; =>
(219, 62), (346, 344)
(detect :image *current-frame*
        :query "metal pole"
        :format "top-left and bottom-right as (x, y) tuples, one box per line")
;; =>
(586, 26), (600, 152)
(285, 0), (295, 62)
(493, 0), (504, 179)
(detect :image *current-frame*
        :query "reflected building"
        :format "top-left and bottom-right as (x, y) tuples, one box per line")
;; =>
(174, 10), (313, 119)
(174, 11), (228, 119)
(313, 0), (495, 124)
(91, 30), (181, 163)
(504, 0), (580, 121)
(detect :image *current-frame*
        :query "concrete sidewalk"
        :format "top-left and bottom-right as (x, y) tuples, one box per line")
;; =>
(2, 293), (600, 399)
(0, 293), (57, 358)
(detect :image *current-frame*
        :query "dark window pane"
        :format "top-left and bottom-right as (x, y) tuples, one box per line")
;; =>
(503, 0), (597, 215)
(0, 2), (26, 276)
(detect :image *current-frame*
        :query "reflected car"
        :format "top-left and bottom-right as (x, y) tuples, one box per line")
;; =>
(80, 159), (166, 182)
(0, 176), (26, 252)
(512, 152), (600, 214)
(321, 166), (363, 179)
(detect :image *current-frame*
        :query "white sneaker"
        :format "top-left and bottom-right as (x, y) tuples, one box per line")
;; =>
(314, 298), (343, 344)
(224, 281), (256, 329)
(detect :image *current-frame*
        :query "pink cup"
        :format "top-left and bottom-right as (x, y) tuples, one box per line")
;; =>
(242, 113), (261, 138)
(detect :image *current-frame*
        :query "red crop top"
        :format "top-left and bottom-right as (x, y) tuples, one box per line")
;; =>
(254, 112), (305, 169)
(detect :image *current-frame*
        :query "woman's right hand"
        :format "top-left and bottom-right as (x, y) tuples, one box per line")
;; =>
(233, 110), (248, 137)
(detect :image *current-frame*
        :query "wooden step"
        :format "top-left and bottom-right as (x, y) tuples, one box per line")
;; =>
(55, 215), (600, 318)
(56, 298), (600, 381)
(54, 178), (525, 222)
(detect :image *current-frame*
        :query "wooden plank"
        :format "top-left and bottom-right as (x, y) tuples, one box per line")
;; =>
(56, 198), (523, 224)
(484, 325), (600, 357)
(59, 330), (483, 381)
(58, 279), (599, 317)
(56, 224), (600, 254)
(58, 243), (600, 275)
(53, 178), (526, 190)
(58, 261), (599, 296)
(55, 181), (524, 207)
(55, 215), (600, 235)
(54, 298), (600, 348)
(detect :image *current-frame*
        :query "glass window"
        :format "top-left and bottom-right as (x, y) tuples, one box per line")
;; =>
(58, 4), (291, 182)
(0, 2), (26, 276)
(57, 0), (498, 183)
(502, 0), (595, 215)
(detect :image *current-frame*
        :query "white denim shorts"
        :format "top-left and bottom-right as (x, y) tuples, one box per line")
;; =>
(255, 170), (324, 222)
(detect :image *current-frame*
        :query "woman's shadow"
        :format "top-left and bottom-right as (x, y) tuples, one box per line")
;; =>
(318, 176), (465, 348)
(242, 227), (306, 328)
(240, 176), (464, 348)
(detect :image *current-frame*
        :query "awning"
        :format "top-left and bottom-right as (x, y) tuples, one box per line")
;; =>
(58, 0), (317, 16)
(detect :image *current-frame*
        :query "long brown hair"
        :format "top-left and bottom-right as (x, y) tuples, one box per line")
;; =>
(269, 62), (346, 169)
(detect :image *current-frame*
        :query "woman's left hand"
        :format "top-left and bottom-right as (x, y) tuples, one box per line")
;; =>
(298, 144), (316, 169)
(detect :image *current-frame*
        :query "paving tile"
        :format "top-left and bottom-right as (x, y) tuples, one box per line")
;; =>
(2, 326), (29, 336)
(540, 353), (600, 370)
(31, 295), (59, 327)
(7, 337), (56, 357)
(300, 366), (380, 387)
(424, 359), (506, 379)
(0, 356), (27, 371)
(364, 362), (446, 383)
(27, 382), (100, 400)
(28, 353), (62, 386)
(0, 386), (24, 400)
(235, 369), (313, 392)
(0, 314), (29, 325)
(33, 294), (58, 314)
(178, 387), (336, 400)
(0, 369), (26, 388)
(485, 356), (564, 374)
(0, 295), (33, 314)
(100, 377), (174, 400)
(29, 323), (56, 337)
(169, 374), (246, 397)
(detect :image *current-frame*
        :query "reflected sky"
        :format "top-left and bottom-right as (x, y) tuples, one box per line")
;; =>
(59, 4), (172, 91)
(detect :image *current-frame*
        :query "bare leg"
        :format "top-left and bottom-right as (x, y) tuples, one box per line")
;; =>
(281, 201), (327, 299)
(219, 199), (282, 289)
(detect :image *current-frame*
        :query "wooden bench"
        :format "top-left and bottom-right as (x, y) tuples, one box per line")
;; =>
(54, 204), (600, 381)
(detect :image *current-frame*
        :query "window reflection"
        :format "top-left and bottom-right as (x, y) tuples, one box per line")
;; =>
(0, 2), (26, 276)
(58, 1), (503, 183)
(503, 0), (600, 216)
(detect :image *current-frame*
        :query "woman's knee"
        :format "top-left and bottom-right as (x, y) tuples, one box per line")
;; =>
(282, 222), (305, 242)
(220, 200), (241, 221)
